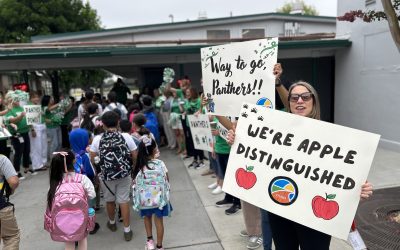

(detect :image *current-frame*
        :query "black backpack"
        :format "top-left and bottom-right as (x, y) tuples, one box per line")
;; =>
(0, 179), (12, 210)
(98, 131), (132, 181)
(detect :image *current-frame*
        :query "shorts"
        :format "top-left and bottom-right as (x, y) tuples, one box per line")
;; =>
(171, 119), (182, 130)
(101, 176), (131, 204)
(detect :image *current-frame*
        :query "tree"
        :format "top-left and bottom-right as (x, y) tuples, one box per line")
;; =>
(276, 0), (319, 16)
(0, 0), (101, 43)
(0, 0), (105, 97)
(337, 0), (400, 52)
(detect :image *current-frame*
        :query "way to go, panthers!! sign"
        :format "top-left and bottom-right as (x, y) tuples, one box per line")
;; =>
(223, 103), (380, 240)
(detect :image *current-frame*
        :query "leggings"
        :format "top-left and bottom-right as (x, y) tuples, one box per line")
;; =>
(217, 153), (240, 205)
(11, 132), (30, 172)
(268, 212), (331, 250)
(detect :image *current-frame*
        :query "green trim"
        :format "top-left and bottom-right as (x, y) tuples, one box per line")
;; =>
(31, 12), (335, 42)
(0, 40), (351, 60)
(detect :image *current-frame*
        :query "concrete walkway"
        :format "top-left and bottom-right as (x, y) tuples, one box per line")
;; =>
(11, 146), (400, 249)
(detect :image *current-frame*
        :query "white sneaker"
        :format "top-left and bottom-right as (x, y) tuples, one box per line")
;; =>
(208, 182), (218, 189)
(212, 186), (223, 195)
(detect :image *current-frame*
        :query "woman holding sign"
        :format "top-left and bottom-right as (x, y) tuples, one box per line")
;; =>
(227, 63), (373, 250)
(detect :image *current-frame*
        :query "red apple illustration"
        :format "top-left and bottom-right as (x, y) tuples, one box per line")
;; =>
(235, 166), (257, 190)
(312, 193), (339, 220)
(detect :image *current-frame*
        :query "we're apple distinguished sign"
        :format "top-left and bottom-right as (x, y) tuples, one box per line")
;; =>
(223, 103), (380, 240)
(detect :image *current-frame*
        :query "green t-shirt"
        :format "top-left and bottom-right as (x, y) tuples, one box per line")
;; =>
(45, 108), (62, 128)
(171, 98), (183, 114)
(176, 89), (184, 99)
(184, 98), (201, 115)
(213, 117), (231, 154)
(5, 106), (29, 134)
(61, 109), (74, 126)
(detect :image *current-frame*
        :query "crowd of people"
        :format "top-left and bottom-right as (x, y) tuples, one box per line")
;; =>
(0, 67), (374, 250)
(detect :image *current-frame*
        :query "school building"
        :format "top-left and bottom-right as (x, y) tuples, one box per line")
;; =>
(0, 0), (398, 150)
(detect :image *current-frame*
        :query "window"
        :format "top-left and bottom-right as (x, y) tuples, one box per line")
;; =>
(207, 30), (230, 40)
(365, 0), (376, 6)
(284, 22), (301, 37)
(242, 29), (265, 39)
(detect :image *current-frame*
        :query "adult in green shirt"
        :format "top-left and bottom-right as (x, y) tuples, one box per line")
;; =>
(5, 92), (31, 179)
(182, 88), (205, 168)
(169, 91), (185, 154)
(42, 95), (62, 159)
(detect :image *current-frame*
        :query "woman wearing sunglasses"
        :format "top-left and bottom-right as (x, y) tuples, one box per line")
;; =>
(227, 63), (373, 250)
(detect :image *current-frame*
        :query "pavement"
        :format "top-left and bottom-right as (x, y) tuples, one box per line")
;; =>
(10, 146), (400, 249)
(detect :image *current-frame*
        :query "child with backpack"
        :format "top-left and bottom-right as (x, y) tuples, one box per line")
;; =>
(44, 149), (96, 250)
(132, 133), (171, 250)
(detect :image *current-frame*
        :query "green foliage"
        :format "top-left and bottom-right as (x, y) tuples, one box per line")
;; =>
(276, 0), (319, 16)
(58, 69), (109, 90)
(0, 0), (101, 43)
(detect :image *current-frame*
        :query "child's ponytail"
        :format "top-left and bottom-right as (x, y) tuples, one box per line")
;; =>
(132, 133), (157, 179)
(47, 149), (75, 209)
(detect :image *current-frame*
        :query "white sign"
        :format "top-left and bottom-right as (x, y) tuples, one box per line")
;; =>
(187, 114), (213, 152)
(223, 103), (380, 240)
(201, 38), (278, 117)
(24, 105), (42, 125)
(216, 121), (229, 141)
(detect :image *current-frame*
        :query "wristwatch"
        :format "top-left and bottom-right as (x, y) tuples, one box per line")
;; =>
(275, 78), (282, 87)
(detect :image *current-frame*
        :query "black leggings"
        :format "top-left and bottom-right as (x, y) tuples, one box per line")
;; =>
(60, 124), (70, 148)
(217, 153), (240, 205)
(268, 212), (331, 250)
(11, 132), (30, 172)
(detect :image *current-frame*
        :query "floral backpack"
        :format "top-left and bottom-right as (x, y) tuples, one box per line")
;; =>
(132, 159), (170, 211)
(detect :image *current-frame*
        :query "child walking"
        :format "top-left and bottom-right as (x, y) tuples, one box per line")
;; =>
(132, 132), (171, 250)
(44, 149), (96, 250)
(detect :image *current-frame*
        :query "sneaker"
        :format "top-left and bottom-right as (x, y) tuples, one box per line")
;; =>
(146, 239), (155, 250)
(215, 199), (233, 207)
(124, 230), (133, 241)
(29, 170), (38, 175)
(201, 169), (215, 176)
(208, 182), (218, 189)
(240, 229), (248, 237)
(107, 221), (117, 232)
(89, 223), (100, 235)
(246, 236), (263, 249)
(188, 161), (198, 168)
(225, 204), (241, 215)
(212, 186), (223, 195)
(156, 248), (164, 250)
(195, 162), (206, 169)
(18, 173), (25, 180)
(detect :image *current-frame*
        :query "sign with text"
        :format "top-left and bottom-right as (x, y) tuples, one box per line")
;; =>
(187, 114), (213, 152)
(24, 105), (42, 125)
(223, 103), (380, 240)
(216, 121), (229, 141)
(201, 38), (277, 117)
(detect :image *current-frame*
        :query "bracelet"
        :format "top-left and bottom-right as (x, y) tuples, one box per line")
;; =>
(275, 78), (282, 87)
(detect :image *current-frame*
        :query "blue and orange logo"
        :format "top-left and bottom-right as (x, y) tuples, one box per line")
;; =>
(268, 176), (298, 206)
(256, 97), (273, 109)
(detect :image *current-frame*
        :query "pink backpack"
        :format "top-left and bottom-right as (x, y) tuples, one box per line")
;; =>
(44, 173), (95, 242)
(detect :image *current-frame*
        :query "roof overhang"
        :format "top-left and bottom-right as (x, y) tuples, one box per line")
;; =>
(0, 38), (351, 72)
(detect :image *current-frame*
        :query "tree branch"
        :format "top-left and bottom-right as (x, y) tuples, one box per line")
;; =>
(381, 0), (400, 52)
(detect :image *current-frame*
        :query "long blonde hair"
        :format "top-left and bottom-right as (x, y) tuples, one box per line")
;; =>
(288, 81), (321, 120)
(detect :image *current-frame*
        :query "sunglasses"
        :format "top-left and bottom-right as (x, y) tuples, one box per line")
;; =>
(289, 92), (313, 102)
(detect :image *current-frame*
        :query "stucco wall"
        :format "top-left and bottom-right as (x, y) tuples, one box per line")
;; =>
(335, 0), (400, 150)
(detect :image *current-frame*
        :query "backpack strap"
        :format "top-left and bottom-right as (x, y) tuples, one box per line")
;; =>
(74, 173), (82, 183)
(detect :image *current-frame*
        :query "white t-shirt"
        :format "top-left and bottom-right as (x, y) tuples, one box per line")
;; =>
(63, 173), (96, 199)
(78, 102), (103, 122)
(103, 102), (128, 120)
(90, 132), (137, 154)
